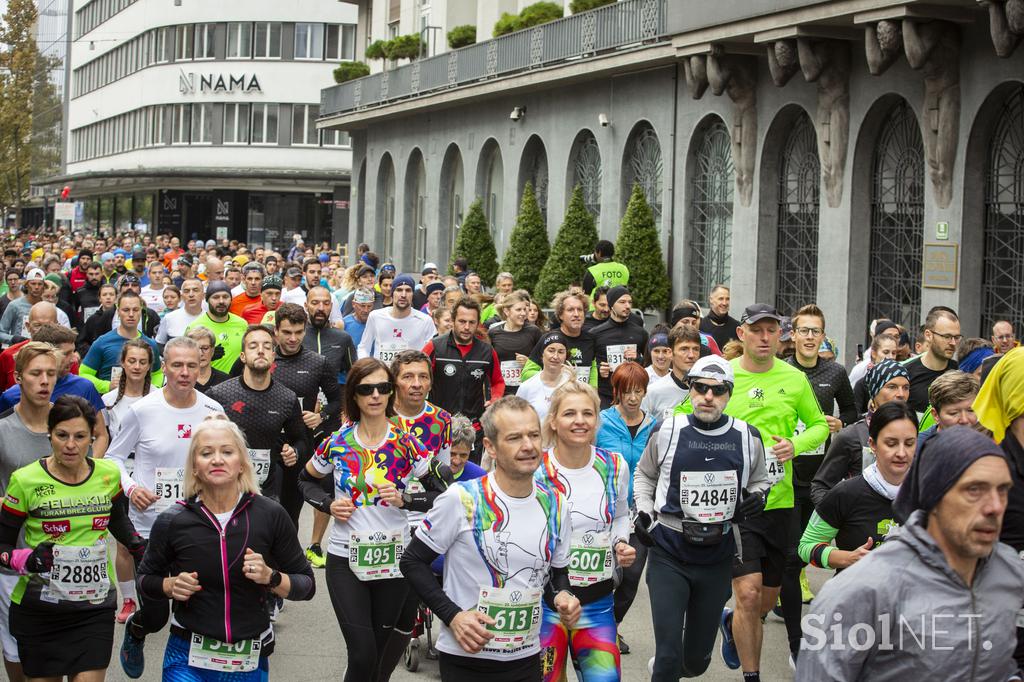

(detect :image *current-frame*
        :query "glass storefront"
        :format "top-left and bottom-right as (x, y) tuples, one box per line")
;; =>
(247, 191), (332, 252)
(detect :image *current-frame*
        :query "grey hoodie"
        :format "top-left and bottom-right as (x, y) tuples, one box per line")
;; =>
(796, 510), (1024, 681)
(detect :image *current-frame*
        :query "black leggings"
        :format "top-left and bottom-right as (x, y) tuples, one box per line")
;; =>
(126, 583), (170, 640)
(325, 552), (410, 682)
(613, 532), (649, 624)
(646, 546), (733, 680)
(780, 486), (814, 657)
(438, 652), (541, 681)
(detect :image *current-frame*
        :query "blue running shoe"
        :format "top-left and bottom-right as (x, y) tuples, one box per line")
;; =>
(120, 627), (145, 679)
(720, 607), (740, 670)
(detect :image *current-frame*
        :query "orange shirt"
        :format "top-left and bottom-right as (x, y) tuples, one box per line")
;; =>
(229, 292), (261, 318)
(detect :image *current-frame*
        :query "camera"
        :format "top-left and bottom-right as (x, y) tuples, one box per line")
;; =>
(579, 254), (596, 264)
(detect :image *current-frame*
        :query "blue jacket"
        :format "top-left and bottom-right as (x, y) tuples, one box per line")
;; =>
(597, 406), (656, 504)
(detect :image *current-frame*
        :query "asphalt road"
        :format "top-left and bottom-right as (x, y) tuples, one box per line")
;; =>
(103, 507), (817, 681)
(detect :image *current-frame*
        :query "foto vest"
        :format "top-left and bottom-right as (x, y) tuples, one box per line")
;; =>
(429, 332), (495, 421)
(587, 261), (629, 297)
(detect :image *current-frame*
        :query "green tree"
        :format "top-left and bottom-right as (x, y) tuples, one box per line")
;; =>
(0, 0), (39, 228)
(447, 25), (477, 49)
(502, 183), (550, 293)
(493, 12), (520, 37)
(450, 198), (499, 287)
(570, 0), (617, 13)
(365, 40), (388, 60)
(518, 2), (565, 28)
(535, 185), (598, 306)
(617, 184), (671, 311)
(333, 61), (370, 83)
(385, 34), (425, 60)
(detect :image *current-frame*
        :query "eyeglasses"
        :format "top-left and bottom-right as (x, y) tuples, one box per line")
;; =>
(930, 331), (963, 343)
(995, 334), (1016, 342)
(794, 326), (823, 338)
(691, 381), (730, 397)
(354, 381), (394, 397)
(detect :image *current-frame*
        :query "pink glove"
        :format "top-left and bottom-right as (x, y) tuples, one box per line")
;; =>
(7, 548), (32, 575)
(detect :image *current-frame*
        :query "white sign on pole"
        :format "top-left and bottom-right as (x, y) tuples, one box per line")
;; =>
(54, 202), (75, 221)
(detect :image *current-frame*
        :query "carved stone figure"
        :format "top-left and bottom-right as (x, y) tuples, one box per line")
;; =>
(865, 20), (903, 75)
(981, 0), (1024, 57)
(707, 47), (757, 207)
(683, 54), (709, 99)
(798, 39), (851, 208)
(767, 40), (800, 87)
(903, 20), (961, 209)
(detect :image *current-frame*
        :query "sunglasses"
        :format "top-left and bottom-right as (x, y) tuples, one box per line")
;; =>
(354, 381), (394, 397)
(691, 381), (730, 397)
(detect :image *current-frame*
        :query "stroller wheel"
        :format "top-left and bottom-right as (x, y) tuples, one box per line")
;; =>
(405, 637), (420, 672)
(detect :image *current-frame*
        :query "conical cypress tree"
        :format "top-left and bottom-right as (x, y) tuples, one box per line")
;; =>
(616, 184), (671, 311)
(502, 182), (550, 293)
(450, 197), (499, 287)
(535, 185), (598, 306)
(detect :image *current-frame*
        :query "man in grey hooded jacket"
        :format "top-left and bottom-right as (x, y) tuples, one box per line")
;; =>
(796, 427), (1024, 681)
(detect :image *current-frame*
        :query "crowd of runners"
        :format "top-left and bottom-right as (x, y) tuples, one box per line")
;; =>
(0, 227), (1022, 682)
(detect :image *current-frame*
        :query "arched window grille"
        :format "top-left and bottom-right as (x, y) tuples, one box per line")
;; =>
(687, 119), (734, 301)
(624, 125), (663, 225)
(572, 133), (602, 218)
(775, 112), (820, 317)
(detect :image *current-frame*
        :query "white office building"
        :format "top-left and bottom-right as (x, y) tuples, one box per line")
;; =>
(52, 0), (357, 250)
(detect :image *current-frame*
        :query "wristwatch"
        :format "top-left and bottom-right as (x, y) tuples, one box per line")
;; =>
(268, 569), (282, 589)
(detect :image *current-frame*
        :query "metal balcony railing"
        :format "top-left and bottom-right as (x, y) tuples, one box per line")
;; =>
(320, 0), (668, 118)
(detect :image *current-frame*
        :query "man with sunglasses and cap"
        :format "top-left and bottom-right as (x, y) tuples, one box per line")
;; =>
(635, 355), (771, 680)
(676, 303), (828, 679)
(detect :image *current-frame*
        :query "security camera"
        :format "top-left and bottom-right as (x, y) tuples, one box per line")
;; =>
(598, 113), (610, 127)
(510, 106), (526, 122)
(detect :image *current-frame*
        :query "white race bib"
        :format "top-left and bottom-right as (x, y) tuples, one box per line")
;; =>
(83, 306), (99, 322)
(764, 451), (785, 485)
(109, 365), (123, 388)
(377, 341), (408, 363)
(188, 633), (260, 673)
(152, 467), (185, 513)
(249, 449), (271, 486)
(679, 470), (738, 523)
(605, 344), (634, 372)
(574, 366), (591, 384)
(567, 530), (613, 587)
(348, 529), (403, 581)
(477, 585), (542, 653)
(500, 360), (523, 387)
(45, 541), (109, 602)
(861, 446), (876, 471)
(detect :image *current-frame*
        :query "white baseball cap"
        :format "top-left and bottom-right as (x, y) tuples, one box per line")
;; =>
(24, 268), (45, 282)
(687, 355), (734, 385)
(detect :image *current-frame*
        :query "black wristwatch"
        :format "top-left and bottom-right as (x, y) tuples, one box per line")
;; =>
(268, 569), (282, 589)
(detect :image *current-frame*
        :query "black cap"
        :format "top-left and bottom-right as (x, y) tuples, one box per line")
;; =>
(740, 303), (784, 325)
(261, 275), (283, 292)
(119, 273), (141, 287)
(177, 254), (194, 268)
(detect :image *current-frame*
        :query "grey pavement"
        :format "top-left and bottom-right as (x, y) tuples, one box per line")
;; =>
(104, 507), (821, 681)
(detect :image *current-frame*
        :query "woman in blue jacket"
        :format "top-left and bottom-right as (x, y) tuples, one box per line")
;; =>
(597, 362), (656, 656)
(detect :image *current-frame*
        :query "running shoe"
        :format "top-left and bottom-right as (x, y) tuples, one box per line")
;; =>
(116, 598), (137, 624)
(719, 607), (740, 670)
(648, 656), (655, 675)
(617, 633), (630, 655)
(120, 627), (145, 679)
(306, 543), (326, 569)
(800, 568), (815, 603)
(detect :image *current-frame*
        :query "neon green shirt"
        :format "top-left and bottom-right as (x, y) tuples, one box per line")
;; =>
(676, 357), (828, 510)
(2, 458), (124, 606)
(187, 312), (248, 374)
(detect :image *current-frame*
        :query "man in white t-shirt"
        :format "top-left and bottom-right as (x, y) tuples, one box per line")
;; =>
(643, 325), (702, 420)
(155, 277), (206, 345)
(357, 274), (436, 360)
(107, 335), (224, 676)
(400, 396), (580, 681)
(139, 261), (168, 313)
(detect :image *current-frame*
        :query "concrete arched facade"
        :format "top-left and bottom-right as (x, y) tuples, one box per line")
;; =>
(438, 143), (465, 269)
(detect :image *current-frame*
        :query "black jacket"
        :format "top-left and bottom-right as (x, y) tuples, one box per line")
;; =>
(138, 494), (314, 651)
(810, 420), (870, 508)
(428, 332), (497, 422)
(272, 347), (343, 446)
(591, 317), (649, 407)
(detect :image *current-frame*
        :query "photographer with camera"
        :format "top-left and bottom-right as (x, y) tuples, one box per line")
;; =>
(581, 240), (629, 305)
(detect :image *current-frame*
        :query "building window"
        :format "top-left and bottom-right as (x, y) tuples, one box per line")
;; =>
(224, 103), (250, 144)
(623, 124), (663, 225)
(775, 112), (820, 318)
(154, 26), (172, 63)
(687, 119), (734, 300)
(326, 25), (356, 61)
(194, 23), (216, 60)
(147, 105), (164, 147)
(253, 23), (281, 58)
(251, 103), (279, 145)
(191, 103), (213, 144)
(571, 133), (601, 219)
(172, 103), (191, 144)
(227, 22), (252, 59)
(292, 104), (319, 146)
(868, 100), (924, 330)
(983, 85), (1024, 334)
(175, 24), (194, 60)
(294, 23), (324, 60)
(388, 22), (399, 39)
(321, 130), (350, 147)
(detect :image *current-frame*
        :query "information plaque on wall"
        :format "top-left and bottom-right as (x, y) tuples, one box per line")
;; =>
(922, 243), (958, 289)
